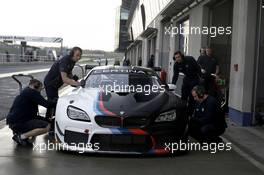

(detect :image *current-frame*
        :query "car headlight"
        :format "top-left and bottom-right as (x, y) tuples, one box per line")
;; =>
(155, 110), (177, 123)
(67, 106), (91, 122)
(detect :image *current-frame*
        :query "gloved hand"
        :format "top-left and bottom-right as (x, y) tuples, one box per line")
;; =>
(72, 75), (79, 81)
(79, 80), (85, 87)
(51, 97), (58, 104)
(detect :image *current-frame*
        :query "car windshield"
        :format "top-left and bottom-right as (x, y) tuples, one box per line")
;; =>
(85, 69), (162, 91)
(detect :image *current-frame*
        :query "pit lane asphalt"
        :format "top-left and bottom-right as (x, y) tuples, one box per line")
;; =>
(0, 125), (263, 175)
(0, 63), (83, 120)
(0, 63), (52, 74)
(0, 64), (264, 175)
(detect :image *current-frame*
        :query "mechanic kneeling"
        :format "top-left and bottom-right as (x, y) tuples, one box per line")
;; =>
(6, 79), (56, 146)
(189, 85), (227, 143)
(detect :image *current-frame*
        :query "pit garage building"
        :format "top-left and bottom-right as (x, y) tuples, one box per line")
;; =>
(117, 0), (264, 126)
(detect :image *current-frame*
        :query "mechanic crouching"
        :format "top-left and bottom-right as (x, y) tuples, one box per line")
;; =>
(6, 79), (56, 146)
(189, 86), (227, 143)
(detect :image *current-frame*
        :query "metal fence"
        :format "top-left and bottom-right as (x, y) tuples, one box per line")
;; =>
(0, 53), (53, 64)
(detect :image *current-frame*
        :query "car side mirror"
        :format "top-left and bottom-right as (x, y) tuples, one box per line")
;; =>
(153, 67), (162, 72)
(85, 65), (97, 74)
(168, 84), (177, 91)
(85, 65), (96, 70)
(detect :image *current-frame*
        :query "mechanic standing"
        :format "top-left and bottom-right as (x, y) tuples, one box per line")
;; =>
(6, 79), (56, 146)
(172, 51), (201, 115)
(197, 47), (219, 75)
(197, 47), (220, 96)
(199, 47), (206, 56)
(189, 86), (227, 143)
(147, 54), (155, 68)
(44, 47), (83, 119)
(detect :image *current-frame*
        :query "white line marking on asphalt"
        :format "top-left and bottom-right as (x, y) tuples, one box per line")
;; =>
(244, 127), (264, 140)
(0, 68), (50, 79)
(222, 137), (264, 173)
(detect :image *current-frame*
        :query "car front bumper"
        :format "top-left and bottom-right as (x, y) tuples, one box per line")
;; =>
(55, 117), (188, 155)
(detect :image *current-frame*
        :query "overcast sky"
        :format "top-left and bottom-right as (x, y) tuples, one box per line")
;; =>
(0, 0), (121, 51)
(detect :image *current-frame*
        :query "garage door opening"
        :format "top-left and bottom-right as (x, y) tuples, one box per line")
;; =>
(253, 0), (264, 125)
(207, 0), (233, 110)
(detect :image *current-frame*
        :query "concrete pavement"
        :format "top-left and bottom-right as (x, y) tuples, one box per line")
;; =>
(1, 125), (264, 175)
(223, 121), (264, 171)
(0, 63), (52, 74)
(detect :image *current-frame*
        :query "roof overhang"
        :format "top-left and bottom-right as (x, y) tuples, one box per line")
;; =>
(161, 0), (197, 18)
(140, 27), (158, 38)
(126, 38), (142, 50)
(133, 38), (142, 45)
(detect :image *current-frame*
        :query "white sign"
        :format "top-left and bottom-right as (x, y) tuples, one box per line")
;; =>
(0, 35), (63, 43)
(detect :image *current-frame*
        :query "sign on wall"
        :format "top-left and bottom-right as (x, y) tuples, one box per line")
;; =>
(0, 35), (63, 43)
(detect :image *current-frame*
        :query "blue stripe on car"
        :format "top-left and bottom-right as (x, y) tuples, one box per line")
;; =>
(93, 91), (104, 115)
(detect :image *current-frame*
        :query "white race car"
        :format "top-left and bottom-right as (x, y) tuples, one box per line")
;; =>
(55, 66), (188, 155)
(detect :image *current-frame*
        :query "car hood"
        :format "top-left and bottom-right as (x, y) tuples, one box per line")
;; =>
(69, 88), (174, 117)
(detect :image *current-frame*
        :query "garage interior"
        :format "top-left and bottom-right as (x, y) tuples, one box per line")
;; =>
(253, 0), (264, 125)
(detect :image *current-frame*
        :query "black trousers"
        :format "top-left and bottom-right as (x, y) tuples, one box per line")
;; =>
(44, 85), (58, 119)
(189, 119), (225, 143)
(201, 76), (217, 97)
(9, 116), (50, 134)
(181, 78), (199, 116)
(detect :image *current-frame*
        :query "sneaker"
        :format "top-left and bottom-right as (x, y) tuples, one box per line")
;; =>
(27, 136), (36, 143)
(25, 139), (34, 147)
(12, 134), (28, 146)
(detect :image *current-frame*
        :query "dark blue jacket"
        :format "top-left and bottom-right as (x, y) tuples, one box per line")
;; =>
(172, 56), (201, 84)
(44, 55), (75, 89)
(7, 87), (55, 124)
(193, 95), (226, 129)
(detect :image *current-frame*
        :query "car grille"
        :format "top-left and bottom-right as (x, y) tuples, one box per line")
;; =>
(95, 116), (148, 128)
(64, 130), (89, 146)
(95, 116), (121, 128)
(90, 134), (152, 152)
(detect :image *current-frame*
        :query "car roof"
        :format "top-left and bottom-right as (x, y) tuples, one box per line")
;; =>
(91, 65), (154, 72)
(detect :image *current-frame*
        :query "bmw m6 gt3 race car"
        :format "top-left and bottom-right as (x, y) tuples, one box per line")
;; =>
(55, 66), (188, 155)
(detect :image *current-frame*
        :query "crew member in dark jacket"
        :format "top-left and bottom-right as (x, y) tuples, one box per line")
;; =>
(44, 47), (83, 119)
(147, 54), (155, 68)
(172, 51), (201, 115)
(7, 79), (56, 146)
(197, 47), (219, 96)
(189, 85), (227, 143)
